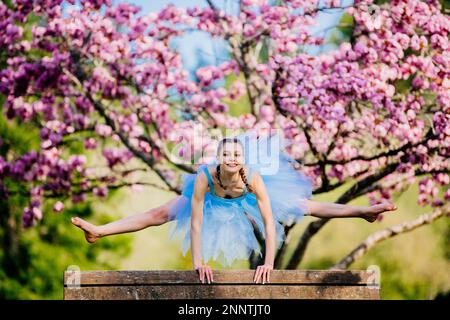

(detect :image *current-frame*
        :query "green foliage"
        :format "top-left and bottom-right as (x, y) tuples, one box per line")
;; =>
(285, 180), (450, 300)
(443, 0), (450, 12)
(0, 111), (41, 157)
(1, 0), (13, 9)
(223, 72), (252, 117)
(0, 199), (132, 300)
(336, 13), (355, 42)
(394, 75), (415, 95)
(0, 97), (131, 300)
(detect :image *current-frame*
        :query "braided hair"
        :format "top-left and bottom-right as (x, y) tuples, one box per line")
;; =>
(216, 137), (253, 194)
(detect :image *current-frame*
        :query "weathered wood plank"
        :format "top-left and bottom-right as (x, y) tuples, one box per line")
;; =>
(64, 270), (375, 285)
(63, 270), (380, 300)
(64, 285), (379, 300)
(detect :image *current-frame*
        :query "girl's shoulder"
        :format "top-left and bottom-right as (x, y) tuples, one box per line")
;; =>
(192, 166), (211, 195)
(195, 165), (210, 184)
(243, 166), (260, 195)
(203, 164), (215, 181)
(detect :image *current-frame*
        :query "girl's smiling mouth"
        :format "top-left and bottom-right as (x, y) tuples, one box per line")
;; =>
(226, 163), (238, 168)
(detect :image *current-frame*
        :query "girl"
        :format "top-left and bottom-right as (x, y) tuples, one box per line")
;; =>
(71, 131), (397, 284)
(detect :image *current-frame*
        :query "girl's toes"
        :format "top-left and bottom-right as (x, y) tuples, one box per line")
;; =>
(387, 204), (397, 211)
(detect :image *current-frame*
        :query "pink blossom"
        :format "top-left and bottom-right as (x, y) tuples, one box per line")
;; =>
(53, 201), (64, 212)
(93, 186), (109, 198)
(96, 124), (113, 137)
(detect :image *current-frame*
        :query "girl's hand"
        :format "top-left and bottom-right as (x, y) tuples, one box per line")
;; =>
(253, 263), (273, 284)
(194, 264), (214, 284)
(363, 201), (398, 222)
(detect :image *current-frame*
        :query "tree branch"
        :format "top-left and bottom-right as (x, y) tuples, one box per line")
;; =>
(298, 129), (438, 166)
(63, 66), (181, 194)
(87, 95), (181, 194)
(330, 203), (450, 270)
(285, 156), (408, 269)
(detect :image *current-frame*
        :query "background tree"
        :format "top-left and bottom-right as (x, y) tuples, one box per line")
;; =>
(0, 0), (131, 299)
(0, 0), (448, 286)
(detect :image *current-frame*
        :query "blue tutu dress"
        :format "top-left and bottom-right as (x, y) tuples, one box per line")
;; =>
(167, 130), (313, 266)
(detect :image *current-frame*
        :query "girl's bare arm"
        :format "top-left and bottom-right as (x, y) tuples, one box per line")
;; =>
(190, 172), (214, 284)
(190, 172), (208, 269)
(252, 172), (276, 267)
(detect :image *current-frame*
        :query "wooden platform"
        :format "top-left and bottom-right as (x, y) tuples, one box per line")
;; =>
(63, 270), (380, 300)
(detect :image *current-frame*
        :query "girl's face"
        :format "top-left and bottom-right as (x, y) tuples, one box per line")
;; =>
(218, 142), (244, 173)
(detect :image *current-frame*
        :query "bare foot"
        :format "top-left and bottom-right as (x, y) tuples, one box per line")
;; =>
(71, 216), (101, 243)
(363, 201), (398, 223)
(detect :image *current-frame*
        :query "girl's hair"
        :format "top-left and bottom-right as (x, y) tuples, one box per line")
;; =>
(216, 137), (253, 193)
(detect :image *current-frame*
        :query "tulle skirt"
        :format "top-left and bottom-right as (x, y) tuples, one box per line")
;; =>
(167, 130), (313, 266)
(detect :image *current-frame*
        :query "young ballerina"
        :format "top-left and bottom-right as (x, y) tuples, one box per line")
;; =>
(71, 130), (397, 284)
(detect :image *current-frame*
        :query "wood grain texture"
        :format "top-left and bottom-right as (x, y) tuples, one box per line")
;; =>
(63, 270), (380, 300)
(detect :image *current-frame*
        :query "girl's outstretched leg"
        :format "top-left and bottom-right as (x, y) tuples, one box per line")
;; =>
(71, 195), (182, 243)
(302, 199), (397, 222)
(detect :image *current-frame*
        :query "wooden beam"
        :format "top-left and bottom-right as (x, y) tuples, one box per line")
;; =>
(63, 270), (380, 300)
